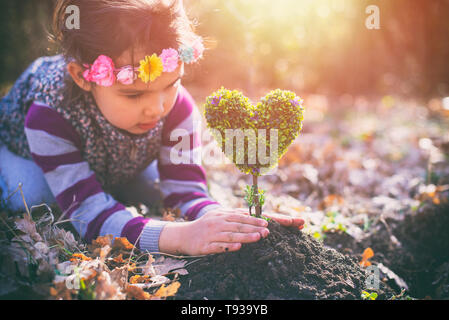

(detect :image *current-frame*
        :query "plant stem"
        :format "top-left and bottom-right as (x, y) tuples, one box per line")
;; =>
(252, 175), (262, 217)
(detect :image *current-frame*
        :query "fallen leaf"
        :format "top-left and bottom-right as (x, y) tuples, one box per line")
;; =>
(112, 237), (134, 251)
(15, 214), (42, 242)
(50, 282), (77, 300)
(109, 266), (128, 288)
(153, 281), (181, 298)
(112, 254), (125, 264)
(100, 245), (111, 262)
(126, 284), (152, 300)
(162, 211), (176, 221)
(142, 255), (156, 276)
(95, 271), (125, 300)
(130, 275), (151, 284)
(153, 257), (188, 275)
(89, 235), (113, 250)
(70, 253), (91, 262)
(319, 194), (344, 209)
(360, 247), (374, 267)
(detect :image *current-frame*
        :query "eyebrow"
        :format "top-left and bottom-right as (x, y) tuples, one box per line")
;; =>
(117, 76), (182, 94)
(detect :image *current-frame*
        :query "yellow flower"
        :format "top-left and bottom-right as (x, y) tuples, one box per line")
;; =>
(138, 54), (163, 83)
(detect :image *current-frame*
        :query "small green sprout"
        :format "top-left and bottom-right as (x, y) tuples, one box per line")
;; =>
(321, 211), (348, 234)
(390, 289), (414, 300)
(250, 213), (272, 222)
(244, 184), (266, 217)
(361, 290), (378, 300)
(312, 231), (326, 241)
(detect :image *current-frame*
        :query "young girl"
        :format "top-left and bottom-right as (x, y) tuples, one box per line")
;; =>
(0, 0), (303, 256)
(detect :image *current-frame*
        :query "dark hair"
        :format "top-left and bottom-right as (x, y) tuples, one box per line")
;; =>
(49, 0), (205, 102)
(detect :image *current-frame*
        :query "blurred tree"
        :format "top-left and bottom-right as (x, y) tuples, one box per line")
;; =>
(1, 0), (449, 98)
(0, 0), (56, 93)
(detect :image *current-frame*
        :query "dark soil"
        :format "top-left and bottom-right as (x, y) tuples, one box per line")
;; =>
(176, 221), (396, 300)
(323, 203), (449, 299)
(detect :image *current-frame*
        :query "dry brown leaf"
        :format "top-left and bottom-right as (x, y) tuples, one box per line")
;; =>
(70, 253), (91, 262)
(95, 271), (125, 300)
(50, 282), (77, 300)
(81, 269), (98, 282)
(142, 255), (156, 276)
(319, 194), (344, 209)
(153, 281), (181, 298)
(162, 208), (181, 221)
(89, 235), (113, 250)
(100, 245), (112, 262)
(153, 257), (188, 276)
(360, 247), (374, 267)
(130, 275), (151, 284)
(126, 284), (152, 300)
(14, 214), (42, 242)
(112, 253), (125, 264)
(109, 266), (128, 289)
(162, 211), (176, 221)
(127, 262), (137, 272)
(112, 237), (134, 251)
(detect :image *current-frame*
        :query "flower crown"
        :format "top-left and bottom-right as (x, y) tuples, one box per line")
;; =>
(82, 38), (204, 87)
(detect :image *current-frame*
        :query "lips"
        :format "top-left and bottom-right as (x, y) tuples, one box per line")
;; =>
(138, 120), (159, 130)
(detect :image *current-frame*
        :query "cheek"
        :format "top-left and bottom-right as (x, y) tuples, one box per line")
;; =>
(95, 92), (140, 127)
(162, 87), (179, 115)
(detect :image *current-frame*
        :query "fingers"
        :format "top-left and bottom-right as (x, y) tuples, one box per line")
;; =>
(204, 242), (242, 254)
(225, 213), (269, 227)
(234, 208), (250, 216)
(263, 212), (305, 229)
(216, 207), (249, 215)
(215, 230), (269, 243)
(293, 218), (305, 228)
(221, 222), (268, 234)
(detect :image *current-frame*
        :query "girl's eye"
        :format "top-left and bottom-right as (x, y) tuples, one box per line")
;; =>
(126, 94), (142, 100)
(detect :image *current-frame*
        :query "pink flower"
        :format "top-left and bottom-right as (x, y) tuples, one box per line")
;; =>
(192, 38), (204, 61)
(116, 66), (136, 85)
(160, 48), (179, 72)
(83, 55), (116, 87)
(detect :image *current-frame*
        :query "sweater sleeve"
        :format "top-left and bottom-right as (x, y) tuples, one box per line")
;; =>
(158, 86), (222, 221)
(24, 101), (168, 253)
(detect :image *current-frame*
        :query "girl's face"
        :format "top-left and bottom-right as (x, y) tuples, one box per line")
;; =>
(89, 47), (184, 135)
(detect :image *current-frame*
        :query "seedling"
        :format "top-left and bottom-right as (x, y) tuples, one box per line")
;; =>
(321, 211), (348, 234)
(204, 87), (305, 217)
(361, 290), (378, 300)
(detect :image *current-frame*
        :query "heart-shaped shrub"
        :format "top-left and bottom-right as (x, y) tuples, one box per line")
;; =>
(204, 87), (305, 176)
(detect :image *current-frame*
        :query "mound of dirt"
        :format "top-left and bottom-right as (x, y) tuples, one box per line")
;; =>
(363, 203), (449, 298)
(176, 221), (395, 300)
(322, 203), (449, 299)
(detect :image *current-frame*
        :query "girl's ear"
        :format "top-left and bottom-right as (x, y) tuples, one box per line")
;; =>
(67, 62), (92, 92)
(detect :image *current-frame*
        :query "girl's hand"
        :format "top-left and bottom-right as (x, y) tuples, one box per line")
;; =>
(261, 212), (305, 230)
(159, 207), (270, 256)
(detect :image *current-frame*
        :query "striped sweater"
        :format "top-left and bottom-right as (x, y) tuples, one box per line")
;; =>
(23, 87), (221, 253)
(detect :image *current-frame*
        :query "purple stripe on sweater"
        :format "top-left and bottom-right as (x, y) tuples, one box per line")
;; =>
(162, 86), (193, 139)
(56, 173), (103, 214)
(158, 163), (207, 183)
(162, 131), (201, 148)
(25, 103), (82, 149)
(185, 200), (220, 221)
(84, 202), (126, 243)
(163, 191), (210, 208)
(121, 216), (150, 248)
(31, 151), (84, 173)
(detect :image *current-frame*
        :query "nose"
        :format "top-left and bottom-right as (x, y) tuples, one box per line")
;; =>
(143, 94), (164, 119)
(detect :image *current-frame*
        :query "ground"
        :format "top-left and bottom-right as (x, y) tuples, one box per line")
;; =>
(0, 95), (448, 300)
